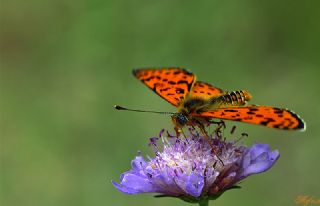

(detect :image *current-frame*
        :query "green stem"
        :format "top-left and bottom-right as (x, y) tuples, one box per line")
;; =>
(199, 199), (209, 206)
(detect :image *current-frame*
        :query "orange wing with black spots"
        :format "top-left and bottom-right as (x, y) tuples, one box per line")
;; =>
(194, 106), (305, 130)
(189, 81), (224, 99)
(133, 68), (196, 106)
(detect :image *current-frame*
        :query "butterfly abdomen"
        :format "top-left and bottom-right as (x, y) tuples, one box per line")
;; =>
(210, 90), (252, 107)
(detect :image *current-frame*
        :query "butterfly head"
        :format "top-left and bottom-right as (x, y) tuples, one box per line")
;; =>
(171, 113), (189, 128)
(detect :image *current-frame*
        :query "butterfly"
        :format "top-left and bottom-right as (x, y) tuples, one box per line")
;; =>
(126, 67), (306, 132)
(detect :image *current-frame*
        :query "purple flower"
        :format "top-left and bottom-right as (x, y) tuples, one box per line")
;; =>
(112, 127), (279, 204)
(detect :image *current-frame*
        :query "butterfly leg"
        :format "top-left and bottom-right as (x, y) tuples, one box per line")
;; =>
(207, 119), (226, 139)
(198, 124), (224, 166)
(174, 126), (188, 139)
(208, 119), (226, 129)
(180, 128), (191, 143)
(174, 126), (181, 137)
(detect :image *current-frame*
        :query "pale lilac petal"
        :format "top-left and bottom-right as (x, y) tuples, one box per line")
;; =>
(185, 173), (205, 197)
(112, 181), (141, 194)
(113, 173), (155, 194)
(131, 156), (147, 171)
(240, 144), (280, 178)
(249, 144), (270, 159)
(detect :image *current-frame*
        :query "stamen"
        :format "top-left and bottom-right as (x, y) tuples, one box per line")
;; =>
(230, 125), (236, 134)
(234, 133), (249, 144)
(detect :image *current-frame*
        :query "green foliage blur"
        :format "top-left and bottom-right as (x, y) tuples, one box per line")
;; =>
(1, 0), (320, 206)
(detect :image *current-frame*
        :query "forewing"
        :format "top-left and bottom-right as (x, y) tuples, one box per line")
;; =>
(133, 67), (196, 106)
(189, 81), (224, 99)
(193, 106), (305, 130)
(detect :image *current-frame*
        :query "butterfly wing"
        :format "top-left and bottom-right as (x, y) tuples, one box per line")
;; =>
(193, 106), (305, 130)
(133, 67), (196, 106)
(189, 81), (224, 99)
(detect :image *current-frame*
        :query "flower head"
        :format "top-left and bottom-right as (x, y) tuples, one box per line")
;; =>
(112, 127), (279, 203)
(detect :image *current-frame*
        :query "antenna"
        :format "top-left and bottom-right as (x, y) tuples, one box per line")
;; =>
(114, 105), (175, 115)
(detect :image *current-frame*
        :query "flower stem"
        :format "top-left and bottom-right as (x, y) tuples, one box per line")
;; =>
(199, 199), (209, 206)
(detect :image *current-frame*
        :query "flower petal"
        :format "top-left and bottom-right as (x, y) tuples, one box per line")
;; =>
(113, 173), (155, 194)
(240, 144), (280, 178)
(249, 144), (271, 159)
(185, 173), (205, 197)
(131, 156), (147, 171)
(112, 181), (141, 194)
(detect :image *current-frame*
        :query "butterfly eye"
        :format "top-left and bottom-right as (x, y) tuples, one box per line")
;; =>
(175, 114), (189, 126)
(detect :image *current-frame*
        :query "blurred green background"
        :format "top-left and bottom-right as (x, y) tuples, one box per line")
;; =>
(1, 0), (320, 206)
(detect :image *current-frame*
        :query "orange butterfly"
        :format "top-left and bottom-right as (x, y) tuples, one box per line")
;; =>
(116, 67), (306, 132)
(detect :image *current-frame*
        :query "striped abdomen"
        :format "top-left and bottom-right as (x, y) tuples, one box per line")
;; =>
(210, 90), (252, 107)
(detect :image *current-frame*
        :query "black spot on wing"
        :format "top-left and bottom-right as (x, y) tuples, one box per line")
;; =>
(274, 110), (284, 114)
(160, 87), (170, 92)
(260, 118), (276, 126)
(177, 80), (189, 84)
(175, 88), (185, 94)
(260, 121), (268, 126)
(266, 118), (276, 122)
(287, 121), (295, 128)
(224, 109), (238, 112)
(244, 117), (253, 120)
(273, 123), (283, 129)
(144, 76), (155, 82)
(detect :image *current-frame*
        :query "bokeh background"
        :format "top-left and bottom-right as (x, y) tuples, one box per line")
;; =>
(1, 1), (320, 206)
